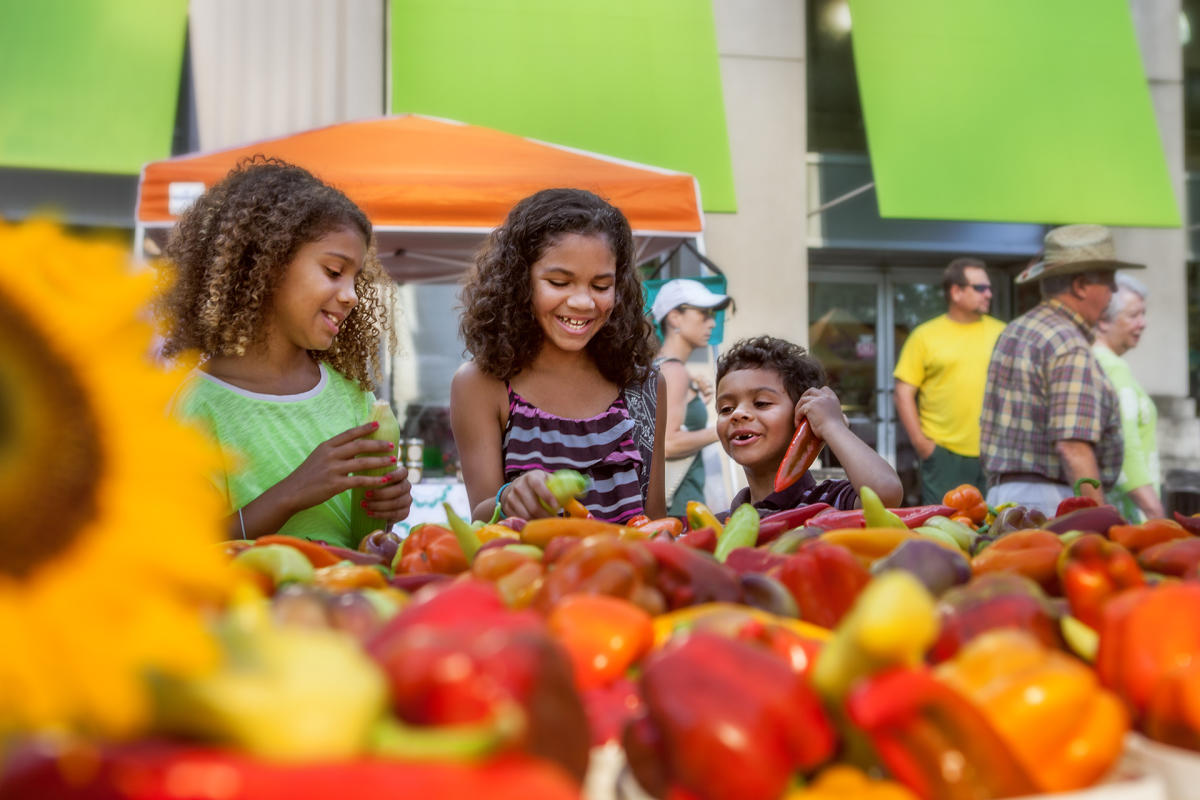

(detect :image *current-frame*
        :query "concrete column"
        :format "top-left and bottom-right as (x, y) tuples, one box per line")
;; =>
(1117, 0), (1188, 398)
(707, 0), (810, 346)
(1121, 0), (1200, 475)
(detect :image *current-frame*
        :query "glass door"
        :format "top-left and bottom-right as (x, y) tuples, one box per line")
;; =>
(810, 266), (947, 503)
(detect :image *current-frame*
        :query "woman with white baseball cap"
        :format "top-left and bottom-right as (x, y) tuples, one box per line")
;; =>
(651, 279), (732, 514)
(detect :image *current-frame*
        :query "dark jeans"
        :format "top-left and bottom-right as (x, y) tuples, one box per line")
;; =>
(920, 445), (987, 506)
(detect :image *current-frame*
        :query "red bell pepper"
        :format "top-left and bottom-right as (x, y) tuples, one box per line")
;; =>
(1108, 518), (1191, 554)
(1137, 536), (1200, 578)
(1053, 477), (1103, 517)
(1057, 533), (1144, 629)
(623, 632), (835, 800)
(774, 418), (825, 492)
(755, 503), (832, 544)
(843, 666), (1038, 800)
(366, 580), (590, 781)
(675, 525), (717, 552)
(773, 540), (870, 628)
(0, 742), (582, 800)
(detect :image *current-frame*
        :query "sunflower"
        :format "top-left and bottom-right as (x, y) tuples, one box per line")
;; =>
(0, 219), (233, 740)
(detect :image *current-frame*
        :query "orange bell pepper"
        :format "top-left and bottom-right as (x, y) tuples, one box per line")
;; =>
(1107, 518), (1191, 554)
(935, 629), (1129, 793)
(395, 524), (469, 575)
(546, 593), (653, 690)
(971, 529), (1063, 594)
(1144, 658), (1200, 750)
(942, 484), (987, 526)
(1096, 582), (1200, 717)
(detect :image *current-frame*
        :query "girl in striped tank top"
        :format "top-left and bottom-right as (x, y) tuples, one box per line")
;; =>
(451, 189), (666, 523)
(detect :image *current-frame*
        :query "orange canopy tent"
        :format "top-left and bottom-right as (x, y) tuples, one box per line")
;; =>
(135, 114), (704, 282)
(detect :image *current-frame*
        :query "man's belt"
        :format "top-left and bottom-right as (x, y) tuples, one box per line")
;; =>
(991, 472), (1068, 487)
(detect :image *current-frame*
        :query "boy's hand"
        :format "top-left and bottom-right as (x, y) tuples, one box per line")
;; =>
(283, 422), (397, 512)
(794, 387), (848, 440)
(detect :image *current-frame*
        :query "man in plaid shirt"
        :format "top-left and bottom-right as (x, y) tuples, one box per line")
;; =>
(980, 224), (1144, 516)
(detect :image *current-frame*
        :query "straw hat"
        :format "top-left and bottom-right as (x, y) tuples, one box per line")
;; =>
(1015, 224), (1146, 285)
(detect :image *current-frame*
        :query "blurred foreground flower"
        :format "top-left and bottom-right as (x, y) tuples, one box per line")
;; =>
(0, 220), (232, 739)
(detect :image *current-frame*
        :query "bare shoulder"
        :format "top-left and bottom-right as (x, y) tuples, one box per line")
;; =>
(451, 361), (507, 414)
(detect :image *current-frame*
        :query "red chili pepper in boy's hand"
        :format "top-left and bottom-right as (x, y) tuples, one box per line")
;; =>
(774, 418), (825, 493)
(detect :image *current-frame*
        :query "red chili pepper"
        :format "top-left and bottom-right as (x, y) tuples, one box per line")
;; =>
(675, 525), (717, 552)
(755, 503), (831, 544)
(643, 539), (742, 609)
(1137, 537), (1200, 578)
(1174, 511), (1200, 535)
(807, 504), (956, 531)
(1042, 504), (1126, 536)
(774, 418), (825, 493)
(631, 516), (685, 538)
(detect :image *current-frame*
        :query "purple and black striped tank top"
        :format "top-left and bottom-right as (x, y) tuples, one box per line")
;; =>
(502, 373), (658, 523)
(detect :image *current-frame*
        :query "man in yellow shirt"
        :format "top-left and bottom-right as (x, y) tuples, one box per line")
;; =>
(894, 258), (1006, 504)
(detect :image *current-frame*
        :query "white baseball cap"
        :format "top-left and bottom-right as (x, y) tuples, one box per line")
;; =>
(650, 279), (732, 324)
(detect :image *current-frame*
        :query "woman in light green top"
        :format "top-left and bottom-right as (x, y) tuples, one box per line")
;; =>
(160, 159), (412, 547)
(1093, 273), (1162, 521)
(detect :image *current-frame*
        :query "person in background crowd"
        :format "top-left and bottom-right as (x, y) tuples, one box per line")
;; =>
(980, 224), (1143, 516)
(161, 158), (412, 547)
(651, 279), (732, 516)
(451, 188), (666, 523)
(715, 336), (902, 515)
(1093, 274), (1163, 521)
(893, 258), (1006, 504)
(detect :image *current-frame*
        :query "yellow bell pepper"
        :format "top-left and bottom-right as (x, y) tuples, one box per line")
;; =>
(785, 765), (919, 800)
(934, 629), (1129, 793)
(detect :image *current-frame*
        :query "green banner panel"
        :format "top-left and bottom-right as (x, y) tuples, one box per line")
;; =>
(848, 0), (1180, 227)
(390, 0), (735, 211)
(0, 0), (187, 175)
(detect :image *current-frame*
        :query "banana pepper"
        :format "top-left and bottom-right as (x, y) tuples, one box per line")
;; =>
(935, 629), (1129, 793)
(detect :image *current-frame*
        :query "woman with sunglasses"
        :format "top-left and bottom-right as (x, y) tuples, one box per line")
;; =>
(650, 279), (733, 515)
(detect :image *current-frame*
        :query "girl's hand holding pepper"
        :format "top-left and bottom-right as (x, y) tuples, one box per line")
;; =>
(284, 422), (398, 512)
(362, 465), (412, 522)
(501, 470), (562, 520)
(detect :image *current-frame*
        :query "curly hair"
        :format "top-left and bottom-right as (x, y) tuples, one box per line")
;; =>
(157, 156), (392, 391)
(458, 188), (656, 386)
(716, 336), (827, 404)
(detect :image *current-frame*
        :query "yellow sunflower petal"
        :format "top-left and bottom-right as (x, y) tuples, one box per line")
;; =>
(0, 220), (233, 738)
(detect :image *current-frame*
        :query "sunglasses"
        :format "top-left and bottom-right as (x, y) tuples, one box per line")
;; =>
(679, 305), (717, 319)
(959, 283), (992, 294)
